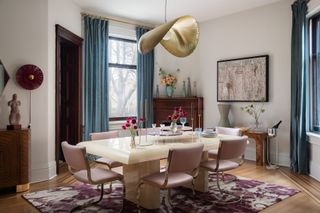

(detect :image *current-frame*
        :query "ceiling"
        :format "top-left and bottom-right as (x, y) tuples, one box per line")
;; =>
(72, 0), (283, 25)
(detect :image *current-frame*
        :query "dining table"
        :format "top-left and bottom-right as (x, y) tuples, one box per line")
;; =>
(77, 131), (241, 209)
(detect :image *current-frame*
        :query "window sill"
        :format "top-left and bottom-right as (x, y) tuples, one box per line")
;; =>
(307, 132), (320, 146)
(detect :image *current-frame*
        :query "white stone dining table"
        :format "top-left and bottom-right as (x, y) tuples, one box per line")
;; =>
(77, 132), (240, 209)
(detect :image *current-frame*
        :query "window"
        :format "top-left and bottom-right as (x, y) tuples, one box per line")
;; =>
(310, 14), (320, 132)
(108, 36), (137, 120)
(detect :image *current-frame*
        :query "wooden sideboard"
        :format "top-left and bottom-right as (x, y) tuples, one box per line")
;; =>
(0, 129), (30, 192)
(153, 97), (203, 128)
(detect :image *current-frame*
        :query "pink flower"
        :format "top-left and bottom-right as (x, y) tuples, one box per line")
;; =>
(122, 125), (126, 130)
(139, 118), (144, 122)
(183, 111), (188, 116)
(131, 119), (137, 124)
(125, 123), (130, 127)
(173, 115), (178, 120)
(168, 115), (172, 120)
(133, 125), (138, 129)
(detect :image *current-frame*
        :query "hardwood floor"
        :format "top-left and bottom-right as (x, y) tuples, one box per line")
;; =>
(0, 161), (319, 212)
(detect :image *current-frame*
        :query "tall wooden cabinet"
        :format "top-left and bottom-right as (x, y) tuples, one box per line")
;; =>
(153, 97), (203, 128)
(0, 129), (30, 192)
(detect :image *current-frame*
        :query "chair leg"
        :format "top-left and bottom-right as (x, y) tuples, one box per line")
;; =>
(215, 172), (242, 205)
(167, 189), (174, 207)
(191, 178), (196, 196)
(137, 181), (144, 212)
(120, 179), (126, 213)
(70, 183), (105, 212)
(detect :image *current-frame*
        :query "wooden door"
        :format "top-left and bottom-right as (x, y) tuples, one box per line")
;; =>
(56, 25), (83, 170)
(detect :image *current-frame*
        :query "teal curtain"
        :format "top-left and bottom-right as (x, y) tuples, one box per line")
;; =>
(290, 0), (309, 174)
(136, 27), (154, 127)
(83, 16), (109, 140)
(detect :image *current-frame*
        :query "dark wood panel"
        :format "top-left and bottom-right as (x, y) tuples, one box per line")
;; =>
(0, 129), (29, 189)
(153, 97), (203, 128)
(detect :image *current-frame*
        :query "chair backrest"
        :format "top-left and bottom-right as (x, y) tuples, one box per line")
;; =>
(90, 130), (119, 140)
(167, 144), (204, 173)
(215, 127), (241, 136)
(218, 136), (248, 160)
(61, 141), (89, 172)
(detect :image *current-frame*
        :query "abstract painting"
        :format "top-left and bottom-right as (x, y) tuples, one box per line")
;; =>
(217, 55), (269, 102)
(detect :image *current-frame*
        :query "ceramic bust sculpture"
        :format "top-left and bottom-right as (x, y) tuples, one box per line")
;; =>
(8, 93), (21, 125)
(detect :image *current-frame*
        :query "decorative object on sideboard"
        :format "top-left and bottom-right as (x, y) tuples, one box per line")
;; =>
(182, 80), (187, 97)
(240, 100), (265, 130)
(0, 60), (10, 97)
(155, 84), (160, 98)
(16, 64), (44, 128)
(7, 94), (21, 130)
(217, 103), (231, 127)
(159, 68), (177, 97)
(217, 55), (269, 102)
(193, 81), (197, 97)
(137, 0), (199, 57)
(187, 77), (192, 97)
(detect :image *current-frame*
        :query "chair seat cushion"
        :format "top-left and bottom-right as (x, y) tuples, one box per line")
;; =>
(142, 172), (193, 189)
(74, 167), (122, 184)
(95, 157), (123, 168)
(201, 160), (239, 172)
(208, 149), (218, 159)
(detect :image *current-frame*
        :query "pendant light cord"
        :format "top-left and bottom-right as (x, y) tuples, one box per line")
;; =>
(164, 0), (168, 23)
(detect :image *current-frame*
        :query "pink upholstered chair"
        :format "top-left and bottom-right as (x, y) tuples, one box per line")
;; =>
(61, 141), (125, 212)
(201, 136), (248, 204)
(208, 127), (241, 159)
(137, 144), (204, 209)
(90, 131), (123, 170)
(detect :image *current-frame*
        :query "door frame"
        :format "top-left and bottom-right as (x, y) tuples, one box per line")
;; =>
(55, 25), (83, 173)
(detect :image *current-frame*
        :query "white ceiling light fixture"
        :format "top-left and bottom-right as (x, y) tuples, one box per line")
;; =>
(137, 0), (199, 57)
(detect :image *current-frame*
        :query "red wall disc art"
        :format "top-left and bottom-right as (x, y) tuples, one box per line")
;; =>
(16, 64), (44, 90)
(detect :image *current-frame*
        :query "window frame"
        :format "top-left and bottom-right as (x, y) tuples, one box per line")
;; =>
(108, 36), (137, 121)
(309, 13), (320, 132)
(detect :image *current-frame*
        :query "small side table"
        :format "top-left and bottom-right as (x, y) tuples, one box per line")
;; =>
(242, 130), (268, 166)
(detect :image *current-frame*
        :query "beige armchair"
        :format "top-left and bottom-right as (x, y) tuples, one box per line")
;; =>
(201, 136), (248, 204)
(90, 131), (123, 170)
(137, 144), (204, 209)
(61, 141), (125, 212)
(208, 127), (241, 159)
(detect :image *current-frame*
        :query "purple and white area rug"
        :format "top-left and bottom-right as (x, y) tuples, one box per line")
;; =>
(22, 174), (299, 213)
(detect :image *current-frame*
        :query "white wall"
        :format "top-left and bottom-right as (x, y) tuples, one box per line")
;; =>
(0, 0), (81, 182)
(0, 0), (50, 182)
(155, 0), (293, 166)
(154, 43), (201, 97)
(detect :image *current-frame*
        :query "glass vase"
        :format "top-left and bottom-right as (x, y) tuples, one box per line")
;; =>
(166, 85), (174, 97)
(170, 121), (178, 133)
(130, 135), (136, 148)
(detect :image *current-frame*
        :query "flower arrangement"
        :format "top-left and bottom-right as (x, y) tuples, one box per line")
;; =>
(122, 117), (144, 146)
(240, 102), (265, 129)
(167, 106), (188, 123)
(159, 68), (177, 86)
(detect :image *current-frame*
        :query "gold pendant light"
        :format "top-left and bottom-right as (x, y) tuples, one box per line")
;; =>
(138, 0), (199, 57)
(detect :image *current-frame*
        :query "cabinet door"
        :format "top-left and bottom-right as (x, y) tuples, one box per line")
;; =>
(0, 132), (19, 187)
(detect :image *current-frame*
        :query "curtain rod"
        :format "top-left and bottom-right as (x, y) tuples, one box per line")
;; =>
(81, 12), (154, 29)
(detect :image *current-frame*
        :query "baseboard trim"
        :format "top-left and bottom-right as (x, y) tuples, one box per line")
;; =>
(31, 161), (57, 183)
(310, 161), (320, 181)
(244, 147), (290, 167)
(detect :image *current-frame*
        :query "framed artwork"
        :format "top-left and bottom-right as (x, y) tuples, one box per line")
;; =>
(217, 55), (269, 102)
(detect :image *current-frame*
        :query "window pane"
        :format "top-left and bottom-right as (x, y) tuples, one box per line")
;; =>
(310, 16), (320, 131)
(109, 39), (137, 65)
(109, 67), (137, 118)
